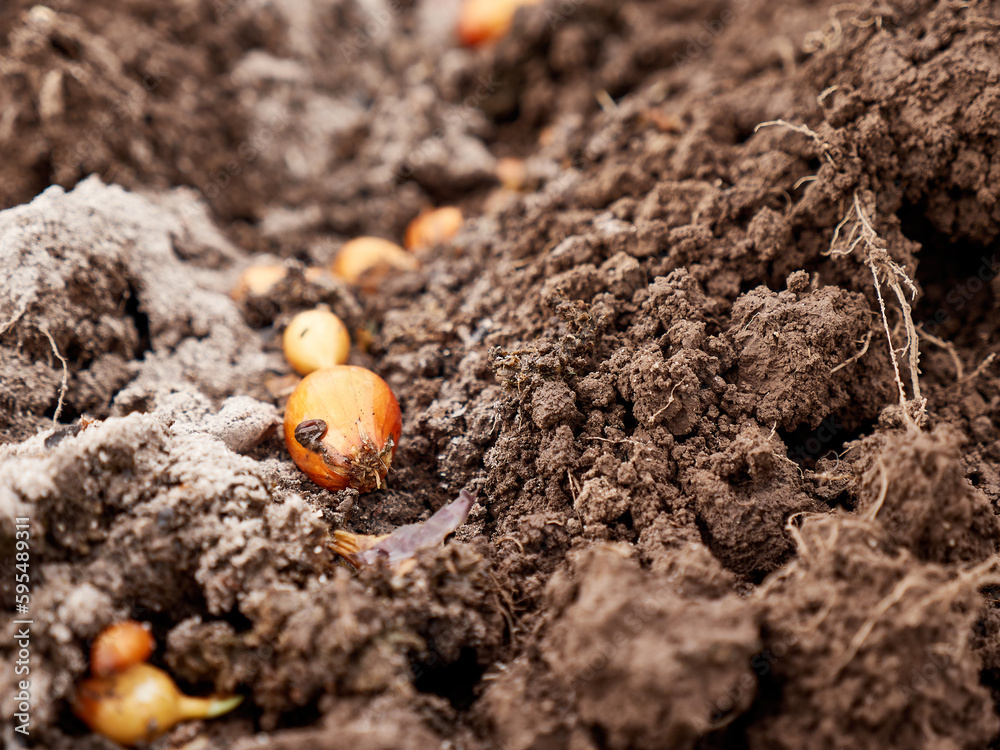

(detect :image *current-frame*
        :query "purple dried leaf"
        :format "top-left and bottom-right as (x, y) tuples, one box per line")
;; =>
(356, 489), (475, 569)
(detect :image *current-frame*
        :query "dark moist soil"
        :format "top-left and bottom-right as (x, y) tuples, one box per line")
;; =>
(3, 0), (1000, 748)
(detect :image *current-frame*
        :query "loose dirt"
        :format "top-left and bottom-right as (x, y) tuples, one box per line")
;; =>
(2, 0), (1000, 748)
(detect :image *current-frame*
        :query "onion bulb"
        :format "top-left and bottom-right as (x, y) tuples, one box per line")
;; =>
(284, 366), (402, 492)
(74, 663), (242, 746)
(91, 620), (154, 678)
(230, 264), (286, 301)
(457, 0), (543, 46)
(404, 207), (463, 251)
(331, 238), (417, 291)
(283, 307), (351, 376)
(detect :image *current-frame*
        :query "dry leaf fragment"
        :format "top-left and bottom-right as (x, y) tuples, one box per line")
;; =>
(332, 489), (475, 573)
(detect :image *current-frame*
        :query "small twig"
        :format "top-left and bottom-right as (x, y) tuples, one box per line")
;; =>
(868, 260), (908, 410)
(827, 210), (853, 255)
(828, 3), (864, 18)
(782, 511), (821, 563)
(916, 326), (964, 379)
(884, 272), (922, 403)
(648, 382), (680, 424)
(0, 305), (27, 337)
(864, 457), (889, 521)
(566, 469), (581, 503)
(834, 558), (1000, 676)
(829, 191), (924, 424)
(42, 327), (68, 423)
(739, 310), (764, 334)
(951, 352), (997, 390)
(831, 330), (873, 373)
(595, 90), (617, 112)
(495, 535), (525, 554)
(817, 85), (840, 103)
(487, 570), (517, 643)
(756, 121), (925, 424)
(833, 572), (919, 675)
(795, 595), (837, 634)
(754, 120), (836, 165)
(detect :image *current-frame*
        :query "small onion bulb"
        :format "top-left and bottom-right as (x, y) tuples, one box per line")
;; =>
(283, 307), (351, 376)
(404, 207), (463, 251)
(230, 264), (287, 301)
(284, 366), (402, 492)
(91, 620), (155, 678)
(331, 238), (417, 291)
(457, 0), (544, 46)
(74, 663), (242, 746)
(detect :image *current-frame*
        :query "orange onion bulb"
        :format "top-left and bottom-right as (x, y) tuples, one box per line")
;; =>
(404, 207), (463, 251)
(74, 663), (242, 746)
(457, 0), (543, 47)
(91, 620), (155, 678)
(283, 366), (402, 492)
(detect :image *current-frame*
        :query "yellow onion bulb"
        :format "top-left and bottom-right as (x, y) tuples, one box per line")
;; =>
(496, 157), (527, 191)
(282, 307), (351, 376)
(331, 238), (417, 291)
(74, 663), (242, 746)
(284, 366), (402, 492)
(404, 207), (463, 251)
(230, 264), (287, 301)
(457, 0), (544, 46)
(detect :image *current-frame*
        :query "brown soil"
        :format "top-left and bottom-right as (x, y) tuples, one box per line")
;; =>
(3, 0), (1000, 748)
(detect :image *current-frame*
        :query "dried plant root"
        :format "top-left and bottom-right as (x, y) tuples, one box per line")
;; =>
(828, 191), (924, 423)
(753, 118), (925, 424)
(832, 556), (1000, 675)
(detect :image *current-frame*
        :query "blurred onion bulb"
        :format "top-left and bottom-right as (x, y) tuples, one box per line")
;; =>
(74, 663), (242, 746)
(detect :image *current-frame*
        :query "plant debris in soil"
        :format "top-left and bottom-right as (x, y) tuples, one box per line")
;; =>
(3, 0), (1000, 748)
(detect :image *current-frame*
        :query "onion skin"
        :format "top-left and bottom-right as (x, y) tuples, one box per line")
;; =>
(74, 663), (242, 746)
(284, 366), (402, 492)
(332, 489), (476, 575)
(91, 621), (155, 678)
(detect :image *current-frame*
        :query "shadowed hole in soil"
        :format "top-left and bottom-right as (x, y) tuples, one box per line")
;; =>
(696, 702), (754, 750)
(778, 416), (875, 471)
(697, 722), (751, 750)
(694, 638), (786, 750)
(738, 276), (770, 296)
(615, 508), (634, 532)
(588, 723), (609, 748)
(412, 647), (486, 711)
(271, 701), (323, 732)
(820, 488), (854, 512)
(900, 201), (997, 342)
(620, 396), (639, 433)
(49, 33), (82, 60)
(59, 703), (96, 743)
(43, 398), (80, 423)
(124, 282), (152, 357)
(31, 154), (53, 192)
